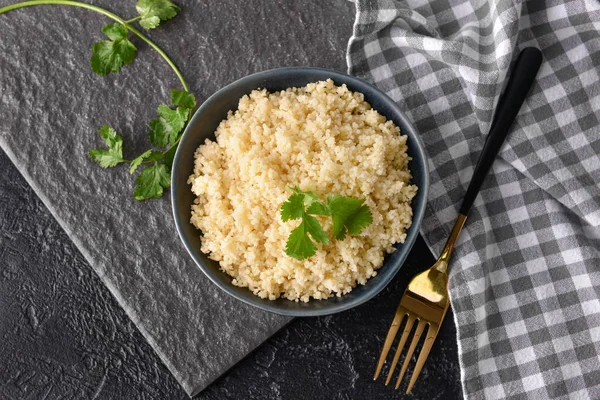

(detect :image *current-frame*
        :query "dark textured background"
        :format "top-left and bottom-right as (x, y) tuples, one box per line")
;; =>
(0, 150), (462, 399)
(0, 0), (462, 398)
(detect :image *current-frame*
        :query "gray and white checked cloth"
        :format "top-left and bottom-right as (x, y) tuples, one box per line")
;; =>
(347, 0), (600, 398)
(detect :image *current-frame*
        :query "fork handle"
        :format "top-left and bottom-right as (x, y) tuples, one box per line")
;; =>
(458, 47), (543, 215)
(437, 48), (543, 266)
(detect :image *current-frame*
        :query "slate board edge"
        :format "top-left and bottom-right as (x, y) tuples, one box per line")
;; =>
(0, 140), (286, 397)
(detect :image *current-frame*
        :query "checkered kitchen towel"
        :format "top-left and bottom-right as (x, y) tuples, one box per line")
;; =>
(347, 0), (600, 398)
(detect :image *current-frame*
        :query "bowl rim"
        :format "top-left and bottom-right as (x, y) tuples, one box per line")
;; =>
(171, 67), (429, 316)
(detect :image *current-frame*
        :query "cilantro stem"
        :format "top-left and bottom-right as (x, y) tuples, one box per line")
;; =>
(125, 16), (141, 23)
(0, 0), (189, 92)
(163, 136), (181, 155)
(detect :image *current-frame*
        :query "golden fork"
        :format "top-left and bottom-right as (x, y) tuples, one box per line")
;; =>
(374, 47), (543, 393)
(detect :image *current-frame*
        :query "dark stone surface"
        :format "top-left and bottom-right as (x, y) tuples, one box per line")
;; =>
(0, 0), (358, 394)
(0, 149), (462, 400)
(0, 151), (183, 400)
(0, 0), (462, 398)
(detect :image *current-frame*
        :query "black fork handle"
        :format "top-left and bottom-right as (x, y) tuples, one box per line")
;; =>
(458, 47), (543, 216)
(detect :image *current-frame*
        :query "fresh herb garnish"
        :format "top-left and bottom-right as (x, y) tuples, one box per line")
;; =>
(90, 23), (137, 75)
(89, 89), (196, 199)
(88, 125), (125, 168)
(88, 0), (182, 76)
(327, 195), (373, 240)
(281, 190), (330, 260)
(0, 0), (193, 200)
(149, 104), (189, 148)
(281, 187), (373, 260)
(129, 150), (163, 174)
(136, 0), (181, 29)
(133, 163), (171, 200)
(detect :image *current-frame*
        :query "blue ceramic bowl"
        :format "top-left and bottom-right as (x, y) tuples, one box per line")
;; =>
(172, 67), (429, 316)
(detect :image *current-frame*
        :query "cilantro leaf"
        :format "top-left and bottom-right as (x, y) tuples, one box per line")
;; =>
(139, 15), (161, 29)
(281, 188), (373, 259)
(285, 221), (317, 260)
(285, 214), (329, 260)
(91, 24), (137, 75)
(171, 89), (196, 109)
(163, 145), (178, 169)
(136, 0), (181, 29)
(102, 23), (129, 41)
(129, 150), (164, 174)
(129, 150), (152, 174)
(288, 186), (329, 213)
(88, 149), (124, 168)
(281, 193), (305, 221)
(148, 119), (168, 147)
(149, 105), (189, 147)
(133, 163), (171, 200)
(306, 201), (330, 216)
(290, 186), (318, 203)
(88, 125), (124, 168)
(327, 195), (373, 240)
(98, 125), (121, 147)
(281, 188), (330, 259)
(303, 214), (329, 245)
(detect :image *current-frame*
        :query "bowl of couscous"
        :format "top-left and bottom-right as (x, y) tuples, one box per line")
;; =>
(171, 67), (429, 316)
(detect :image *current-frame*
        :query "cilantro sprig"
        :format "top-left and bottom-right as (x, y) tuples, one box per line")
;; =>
(89, 89), (196, 200)
(90, 0), (182, 76)
(281, 187), (373, 260)
(1, 0), (192, 200)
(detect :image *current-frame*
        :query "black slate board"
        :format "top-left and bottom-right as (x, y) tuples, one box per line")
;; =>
(0, 0), (355, 395)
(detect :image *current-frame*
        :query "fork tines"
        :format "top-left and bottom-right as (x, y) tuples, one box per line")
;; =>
(374, 305), (441, 393)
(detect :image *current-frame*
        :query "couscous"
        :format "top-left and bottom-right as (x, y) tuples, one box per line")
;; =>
(188, 79), (417, 302)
